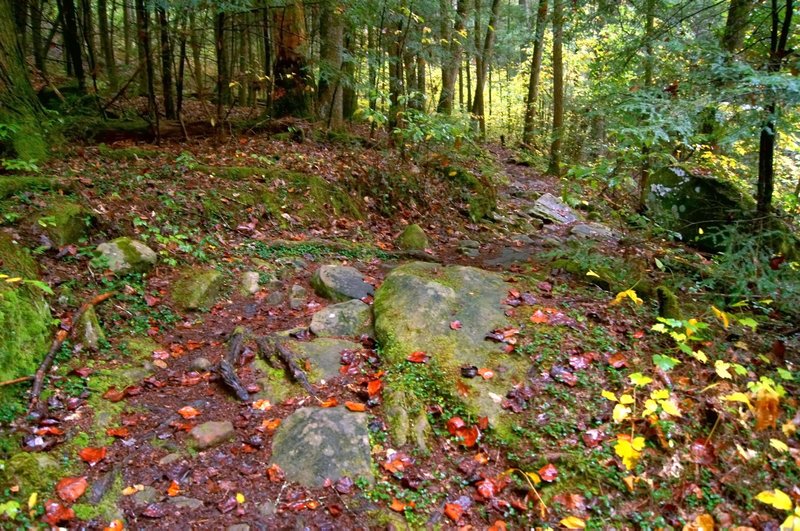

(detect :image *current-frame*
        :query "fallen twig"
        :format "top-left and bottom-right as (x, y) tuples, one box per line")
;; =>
(257, 335), (317, 397)
(0, 376), (33, 387)
(28, 291), (115, 415)
(216, 327), (251, 401)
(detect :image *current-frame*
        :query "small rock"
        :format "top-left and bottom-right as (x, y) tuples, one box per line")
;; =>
(240, 271), (260, 295)
(95, 237), (156, 274)
(510, 234), (534, 245)
(158, 453), (182, 465)
(311, 265), (374, 302)
(258, 501), (276, 518)
(227, 525), (250, 531)
(266, 291), (284, 306)
(172, 268), (225, 311)
(310, 300), (373, 338)
(569, 222), (620, 241)
(190, 421), (235, 449)
(396, 224), (429, 251)
(458, 240), (480, 249)
(169, 496), (204, 510)
(189, 357), (212, 371)
(527, 193), (580, 224)
(76, 306), (105, 349)
(133, 486), (159, 507)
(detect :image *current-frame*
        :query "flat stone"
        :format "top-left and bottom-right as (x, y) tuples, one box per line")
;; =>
(240, 271), (260, 294)
(527, 193), (580, 224)
(189, 421), (235, 449)
(458, 239), (480, 249)
(311, 265), (374, 302)
(270, 407), (372, 487)
(266, 291), (284, 306)
(158, 453), (182, 465)
(227, 525), (250, 531)
(570, 222), (620, 241)
(310, 300), (373, 338)
(484, 247), (535, 267)
(289, 338), (362, 380)
(96, 237), (156, 274)
(169, 496), (204, 510)
(189, 357), (212, 371)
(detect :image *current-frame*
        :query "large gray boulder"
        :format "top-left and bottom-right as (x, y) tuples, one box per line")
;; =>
(374, 262), (527, 430)
(310, 265), (374, 302)
(527, 193), (580, 224)
(270, 407), (372, 487)
(95, 237), (156, 274)
(310, 300), (373, 338)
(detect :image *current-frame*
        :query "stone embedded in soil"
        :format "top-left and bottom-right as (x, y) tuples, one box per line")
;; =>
(133, 486), (159, 507)
(42, 200), (93, 247)
(396, 223), (429, 251)
(171, 267), (225, 311)
(289, 283), (307, 310)
(309, 299), (373, 338)
(288, 338), (363, 380)
(189, 420), (235, 449)
(227, 525), (250, 531)
(570, 222), (620, 241)
(95, 237), (156, 274)
(240, 271), (260, 294)
(310, 265), (374, 302)
(169, 496), (204, 510)
(527, 193), (580, 224)
(76, 306), (105, 349)
(270, 406), (372, 487)
(189, 357), (212, 371)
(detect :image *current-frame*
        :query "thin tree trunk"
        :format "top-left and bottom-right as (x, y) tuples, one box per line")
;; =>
(639, 0), (655, 211)
(158, 6), (175, 118)
(471, 0), (502, 139)
(318, 1), (344, 130)
(722, 0), (752, 53)
(437, 0), (468, 114)
(176, 14), (187, 117)
(135, 0), (157, 135)
(123, 0), (132, 64)
(79, 0), (98, 92)
(31, 0), (45, 73)
(342, 32), (356, 119)
(547, 0), (563, 175)
(522, 0), (548, 145)
(98, 0), (117, 88)
(59, 0), (86, 91)
(367, 25), (378, 112)
(215, 10), (228, 128)
(189, 11), (203, 98)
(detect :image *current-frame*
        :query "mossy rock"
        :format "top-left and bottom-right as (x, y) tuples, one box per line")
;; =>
(396, 224), (428, 251)
(656, 286), (682, 319)
(0, 176), (67, 199)
(442, 166), (497, 221)
(0, 233), (52, 385)
(95, 237), (156, 274)
(171, 267), (225, 311)
(98, 143), (159, 161)
(42, 200), (93, 246)
(76, 306), (105, 349)
(0, 452), (61, 497)
(261, 172), (364, 225)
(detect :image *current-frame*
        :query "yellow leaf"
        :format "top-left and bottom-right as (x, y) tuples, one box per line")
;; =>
(122, 484), (144, 496)
(756, 489), (793, 511)
(4, 277), (22, 283)
(660, 399), (681, 417)
(613, 404), (631, 423)
(559, 516), (586, 529)
(735, 443), (757, 461)
(0, 274), (7, 278)
(721, 392), (752, 408)
(619, 394), (635, 405)
(614, 435), (645, 470)
(783, 420), (797, 437)
(711, 305), (729, 329)
(651, 389), (669, 400)
(782, 514), (800, 531)
(692, 350), (708, 363)
(610, 289), (642, 306)
(714, 360), (732, 379)
(601, 390), (618, 402)
(525, 471), (541, 485)
(236, 492), (246, 504)
(641, 399), (658, 417)
(586, 270), (601, 278)
(629, 373), (653, 387)
(698, 227), (704, 235)
(27, 492), (37, 510)
(770, 439), (789, 453)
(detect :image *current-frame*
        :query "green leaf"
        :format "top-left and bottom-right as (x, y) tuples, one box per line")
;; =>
(736, 317), (758, 331)
(0, 500), (19, 519)
(652, 354), (681, 371)
(777, 368), (793, 381)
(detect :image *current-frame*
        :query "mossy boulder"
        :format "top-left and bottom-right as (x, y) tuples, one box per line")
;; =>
(42, 200), (93, 246)
(396, 224), (429, 251)
(310, 265), (374, 302)
(309, 300), (373, 338)
(76, 306), (105, 349)
(171, 268), (225, 311)
(95, 237), (156, 274)
(374, 262), (526, 432)
(443, 166), (497, 221)
(0, 452), (60, 497)
(0, 233), (52, 385)
(0, 176), (67, 199)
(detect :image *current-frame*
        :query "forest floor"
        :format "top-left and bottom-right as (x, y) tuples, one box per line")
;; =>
(0, 124), (799, 530)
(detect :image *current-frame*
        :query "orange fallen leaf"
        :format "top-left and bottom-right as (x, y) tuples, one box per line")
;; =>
(444, 503), (464, 522)
(267, 463), (285, 482)
(56, 476), (88, 503)
(456, 425), (480, 447)
(106, 427), (130, 438)
(103, 519), (124, 531)
(35, 427), (65, 436)
(261, 418), (282, 432)
(178, 406), (201, 419)
(474, 452), (489, 464)
(406, 351), (429, 363)
(345, 401), (367, 412)
(477, 368), (494, 380)
(489, 521), (508, 531)
(43, 499), (75, 525)
(78, 446), (107, 465)
(538, 463), (558, 482)
(530, 310), (549, 324)
(367, 379), (383, 397)
(389, 498), (414, 512)
(446, 416), (466, 435)
(252, 399), (272, 410)
(319, 397), (339, 408)
(167, 480), (180, 497)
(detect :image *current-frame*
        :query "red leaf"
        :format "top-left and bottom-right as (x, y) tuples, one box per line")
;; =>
(607, 352), (628, 368)
(476, 479), (496, 499)
(106, 427), (130, 438)
(78, 446), (107, 465)
(345, 401), (367, 412)
(144, 294), (160, 307)
(450, 320), (462, 330)
(70, 367), (93, 378)
(477, 416), (489, 430)
(582, 428), (604, 448)
(56, 476), (88, 502)
(444, 503), (464, 522)
(538, 463), (558, 482)
(267, 463), (285, 482)
(689, 439), (716, 466)
(102, 386), (127, 402)
(477, 368), (495, 380)
(43, 500), (75, 525)
(35, 426), (65, 436)
(406, 351), (429, 363)
(167, 480), (180, 497)
(178, 406), (201, 419)
(455, 425), (480, 447)
(367, 379), (383, 397)
(530, 310), (549, 324)
(446, 416), (466, 435)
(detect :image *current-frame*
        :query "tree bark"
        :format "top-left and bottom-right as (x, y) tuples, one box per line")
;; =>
(437, 0), (468, 114)
(135, 0), (157, 133)
(31, 0), (45, 73)
(0, 0), (48, 160)
(317, 1), (344, 129)
(722, 0), (752, 53)
(471, 0), (502, 139)
(522, 0), (549, 145)
(98, 0), (117, 88)
(158, 6), (175, 119)
(342, 32), (356, 119)
(272, 0), (310, 118)
(215, 10), (228, 127)
(59, 0), (86, 91)
(547, 0), (563, 175)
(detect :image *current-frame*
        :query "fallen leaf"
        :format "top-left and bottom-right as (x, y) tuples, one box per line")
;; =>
(35, 427), (65, 436)
(252, 399), (272, 411)
(345, 401), (367, 412)
(367, 379), (383, 397)
(582, 429), (604, 448)
(406, 351), (429, 363)
(177, 406), (201, 419)
(488, 521), (508, 531)
(104, 519), (124, 531)
(530, 309), (549, 324)
(538, 463), (558, 482)
(106, 427), (130, 438)
(43, 499), (75, 525)
(78, 446), (107, 466)
(446, 417), (466, 435)
(389, 498), (413, 512)
(607, 353), (628, 368)
(756, 489), (792, 511)
(450, 320), (462, 330)
(167, 481), (180, 497)
(444, 503), (464, 522)
(689, 439), (716, 466)
(122, 484), (145, 496)
(260, 418), (282, 432)
(477, 368), (495, 380)
(56, 476), (88, 503)
(560, 516), (586, 529)
(236, 492), (246, 504)
(319, 397), (339, 408)
(267, 464), (285, 482)
(455, 425), (480, 447)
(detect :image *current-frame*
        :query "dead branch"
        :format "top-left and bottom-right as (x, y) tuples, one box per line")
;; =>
(0, 376), (33, 387)
(257, 335), (316, 397)
(216, 327), (251, 401)
(28, 291), (116, 415)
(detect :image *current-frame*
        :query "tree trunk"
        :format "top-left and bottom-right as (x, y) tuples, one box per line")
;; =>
(123, 0), (132, 64)
(215, 10), (228, 127)
(317, 1), (344, 130)
(0, 0), (48, 161)
(387, 14), (405, 130)
(135, 0), (157, 133)
(98, 0), (117, 88)
(756, 0), (793, 216)
(13, 0), (29, 52)
(722, 0), (752, 53)
(437, 0), (468, 114)
(59, 0), (86, 91)
(471, 0), (502, 139)
(272, 0), (310, 117)
(342, 32), (356, 119)
(31, 0), (45, 73)
(79, 0), (98, 92)
(189, 11), (203, 98)
(522, 0), (548, 145)
(158, 6), (175, 119)
(176, 14), (187, 117)
(638, 0), (655, 212)
(547, 0), (563, 175)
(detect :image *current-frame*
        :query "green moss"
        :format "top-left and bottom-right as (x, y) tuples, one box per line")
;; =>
(0, 452), (62, 497)
(656, 286), (682, 320)
(254, 359), (303, 403)
(396, 224), (428, 251)
(261, 172), (364, 226)
(171, 267), (225, 311)
(72, 472), (124, 522)
(12, 123), (48, 162)
(194, 165), (281, 180)
(98, 143), (158, 161)
(43, 200), (92, 246)
(442, 165), (498, 221)
(0, 176), (65, 199)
